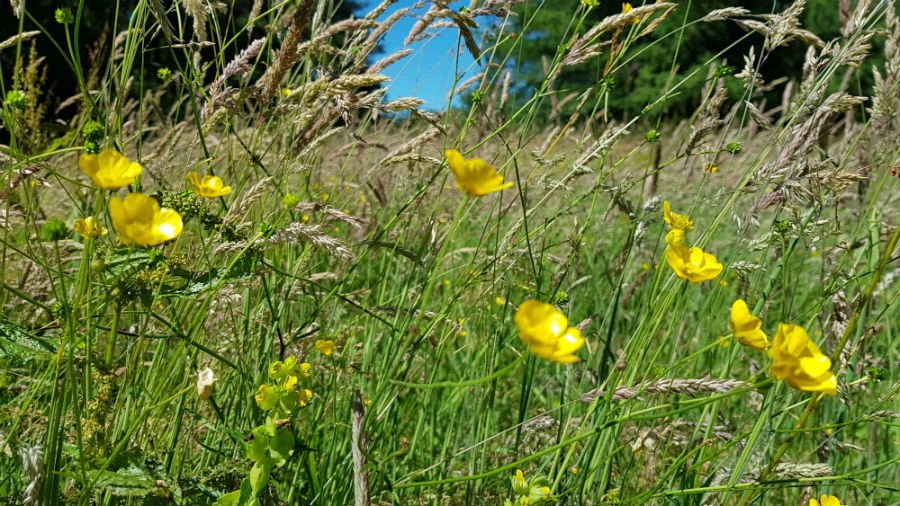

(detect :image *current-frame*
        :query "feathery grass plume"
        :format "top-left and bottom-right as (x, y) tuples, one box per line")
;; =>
(256, 0), (314, 100)
(292, 202), (365, 229)
(773, 92), (867, 171)
(222, 176), (272, 229)
(562, 3), (674, 67)
(0, 30), (40, 52)
(708, 462), (833, 491)
(379, 96), (425, 112)
(366, 7), (409, 47)
(840, 0), (872, 38)
(351, 392), (370, 506)
(580, 378), (750, 402)
(213, 37), (265, 92)
(378, 127), (441, 165)
(247, 0), (263, 36)
(368, 49), (412, 73)
(870, 6), (899, 133)
(332, 73), (390, 92)
(699, 7), (750, 23)
(268, 223), (354, 261)
(8, 0), (21, 18)
(180, 0), (210, 42)
(19, 446), (42, 505)
(405, 4), (442, 45)
(380, 153), (443, 168)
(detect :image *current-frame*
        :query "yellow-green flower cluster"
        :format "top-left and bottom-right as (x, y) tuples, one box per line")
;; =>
(662, 200), (722, 283)
(255, 356), (314, 418)
(504, 469), (553, 506)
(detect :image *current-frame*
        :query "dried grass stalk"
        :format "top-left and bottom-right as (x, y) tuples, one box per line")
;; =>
(580, 378), (750, 402)
(256, 0), (314, 100)
(268, 223), (354, 260)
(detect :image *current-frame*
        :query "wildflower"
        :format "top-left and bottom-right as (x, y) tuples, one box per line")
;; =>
(282, 193), (300, 208)
(298, 388), (314, 407)
(108, 193), (183, 246)
(315, 340), (334, 356)
(770, 323), (837, 394)
(729, 299), (769, 350)
(186, 171), (232, 198)
(73, 217), (107, 239)
(705, 162), (718, 174)
(269, 356), (311, 380)
(665, 245), (723, 283)
(665, 228), (686, 248)
(515, 300), (585, 363)
(662, 200), (693, 231)
(495, 296), (507, 305)
(255, 384), (279, 410)
(79, 149), (142, 189)
(196, 367), (216, 400)
(507, 469), (553, 505)
(645, 129), (661, 143)
(54, 7), (74, 24)
(157, 68), (171, 80)
(282, 87), (292, 97)
(726, 141), (743, 154)
(622, 2), (640, 23)
(809, 495), (840, 506)
(445, 149), (513, 197)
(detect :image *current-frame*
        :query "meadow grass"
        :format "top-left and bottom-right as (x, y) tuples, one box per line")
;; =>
(1, 1), (898, 504)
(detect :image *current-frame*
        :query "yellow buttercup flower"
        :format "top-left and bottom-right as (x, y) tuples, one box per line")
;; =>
(315, 339), (334, 356)
(445, 149), (513, 197)
(79, 149), (143, 189)
(809, 494), (840, 506)
(73, 216), (107, 239)
(665, 228), (686, 248)
(665, 245), (723, 283)
(108, 193), (183, 246)
(729, 299), (769, 350)
(186, 171), (232, 198)
(770, 323), (837, 395)
(662, 200), (694, 231)
(298, 388), (314, 407)
(514, 299), (585, 363)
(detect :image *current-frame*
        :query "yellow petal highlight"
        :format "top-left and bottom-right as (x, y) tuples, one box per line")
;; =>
(315, 339), (334, 356)
(515, 300), (585, 363)
(770, 323), (837, 395)
(729, 299), (770, 350)
(662, 200), (694, 231)
(109, 193), (183, 246)
(445, 149), (513, 197)
(186, 171), (232, 198)
(79, 149), (142, 190)
(810, 495), (840, 506)
(665, 245), (722, 283)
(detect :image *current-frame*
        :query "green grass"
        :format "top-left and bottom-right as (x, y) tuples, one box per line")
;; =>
(1, 1), (898, 504)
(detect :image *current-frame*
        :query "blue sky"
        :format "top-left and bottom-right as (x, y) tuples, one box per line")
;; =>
(356, 1), (480, 109)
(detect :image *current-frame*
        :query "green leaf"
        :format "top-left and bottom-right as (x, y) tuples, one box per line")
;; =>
(248, 462), (271, 496)
(268, 429), (295, 467)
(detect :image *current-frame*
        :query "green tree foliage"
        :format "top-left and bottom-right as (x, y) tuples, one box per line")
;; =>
(490, 0), (842, 120)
